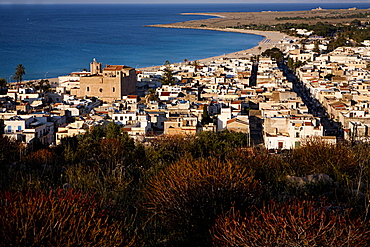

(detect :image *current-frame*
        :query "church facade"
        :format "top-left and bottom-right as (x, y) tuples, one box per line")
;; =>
(76, 59), (137, 102)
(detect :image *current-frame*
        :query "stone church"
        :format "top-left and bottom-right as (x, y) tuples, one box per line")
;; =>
(76, 59), (136, 102)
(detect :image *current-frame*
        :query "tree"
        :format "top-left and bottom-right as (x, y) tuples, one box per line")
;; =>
(201, 105), (212, 125)
(37, 79), (50, 92)
(14, 64), (26, 83)
(191, 60), (201, 72)
(159, 60), (176, 85)
(287, 57), (295, 71)
(261, 47), (284, 62)
(25, 80), (35, 89)
(105, 121), (123, 139)
(313, 40), (320, 53)
(0, 78), (6, 89)
(299, 38), (307, 50)
(147, 88), (158, 102)
(324, 73), (334, 81)
(351, 19), (361, 27)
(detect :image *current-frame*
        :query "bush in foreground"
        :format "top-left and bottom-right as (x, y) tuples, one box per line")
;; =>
(0, 189), (134, 247)
(142, 158), (261, 246)
(212, 199), (370, 246)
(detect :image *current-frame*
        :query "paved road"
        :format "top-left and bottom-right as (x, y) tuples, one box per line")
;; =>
(283, 64), (343, 138)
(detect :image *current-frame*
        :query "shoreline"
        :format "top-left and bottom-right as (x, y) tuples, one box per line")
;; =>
(139, 25), (295, 71)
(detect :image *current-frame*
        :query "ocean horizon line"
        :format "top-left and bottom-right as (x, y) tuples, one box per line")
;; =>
(1, 2), (367, 5)
(2, 3), (369, 80)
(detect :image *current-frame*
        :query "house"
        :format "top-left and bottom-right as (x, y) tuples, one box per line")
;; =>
(263, 114), (324, 150)
(164, 114), (201, 135)
(56, 120), (86, 145)
(4, 115), (55, 147)
(226, 116), (250, 134)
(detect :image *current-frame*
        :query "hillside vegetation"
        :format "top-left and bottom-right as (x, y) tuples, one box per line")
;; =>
(1, 122), (370, 246)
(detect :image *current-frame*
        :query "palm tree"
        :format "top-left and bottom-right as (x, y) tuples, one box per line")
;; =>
(147, 88), (158, 102)
(14, 64), (26, 83)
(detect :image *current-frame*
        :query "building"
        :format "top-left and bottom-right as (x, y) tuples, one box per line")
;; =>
(75, 59), (137, 102)
(164, 114), (201, 135)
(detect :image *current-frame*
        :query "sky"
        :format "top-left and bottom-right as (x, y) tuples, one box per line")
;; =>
(0, 0), (369, 4)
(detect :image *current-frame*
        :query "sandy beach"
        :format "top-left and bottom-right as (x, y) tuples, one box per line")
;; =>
(138, 7), (369, 71)
(138, 26), (295, 71)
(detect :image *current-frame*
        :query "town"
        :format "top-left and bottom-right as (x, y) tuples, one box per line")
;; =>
(2, 6), (370, 246)
(2, 35), (370, 151)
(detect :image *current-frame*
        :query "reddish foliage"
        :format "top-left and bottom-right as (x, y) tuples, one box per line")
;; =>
(25, 148), (56, 168)
(212, 199), (370, 246)
(142, 158), (262, 245)
(0, 189), (133, 247)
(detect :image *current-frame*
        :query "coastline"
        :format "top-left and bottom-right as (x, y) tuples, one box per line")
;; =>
(139, 25), (295, 71)
(138, 6), (370, 71)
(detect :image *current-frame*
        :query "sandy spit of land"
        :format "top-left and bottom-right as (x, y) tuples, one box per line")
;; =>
(138, 7), (369, 71)
(138, 25), (295, 71)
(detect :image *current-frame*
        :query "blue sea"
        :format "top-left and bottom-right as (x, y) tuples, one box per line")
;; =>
(1, 3), (369, 80)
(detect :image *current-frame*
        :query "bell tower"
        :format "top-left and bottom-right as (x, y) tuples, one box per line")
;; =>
(90, 58), (102, 75)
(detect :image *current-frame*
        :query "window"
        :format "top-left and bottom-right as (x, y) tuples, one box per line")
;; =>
(278, 141), (283, 149)
(113, 87), (115, 92)
(18, 126), (22, 131)
(296, 132), (300, 138)
(87, 87), (90, 92)
(295, 141), (301, 149)
(7, 126), (11, 133)
(99, 88), (103, 93)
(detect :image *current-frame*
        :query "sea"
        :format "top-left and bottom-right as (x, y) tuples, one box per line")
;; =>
(1, 3), (370, 80)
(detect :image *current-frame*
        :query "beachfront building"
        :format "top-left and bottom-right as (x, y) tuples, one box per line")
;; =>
(75, 59), (137, 103)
